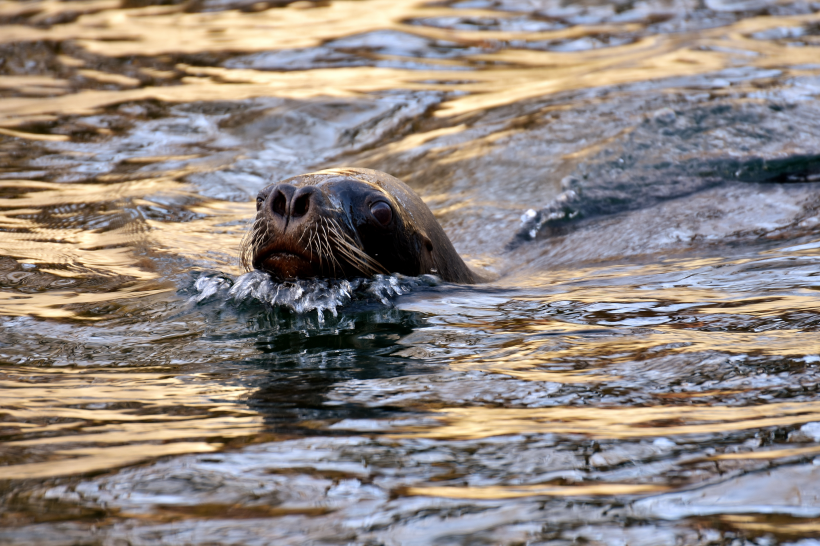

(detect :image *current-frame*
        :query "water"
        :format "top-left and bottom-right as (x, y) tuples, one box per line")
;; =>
(2, 0), (820, 543)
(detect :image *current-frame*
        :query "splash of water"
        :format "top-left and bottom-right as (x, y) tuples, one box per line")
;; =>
(191, 270), (439, 322)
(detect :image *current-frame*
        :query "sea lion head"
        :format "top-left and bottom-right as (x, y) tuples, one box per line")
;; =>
(241, 168), (477, 284)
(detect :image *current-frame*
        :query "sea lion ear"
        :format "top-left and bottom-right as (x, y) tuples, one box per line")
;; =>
(416, 233), (438, 276)
(421, 234), (434, 252)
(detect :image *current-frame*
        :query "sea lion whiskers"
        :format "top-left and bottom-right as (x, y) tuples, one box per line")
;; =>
(239, 225), (252, 271)
(306, 224), (319, 270)
(319, 218), (342, 277)
(240, 216), (267, 272)
(314, 223), (327, 273)
(317, 218), (330, 275)
(325, 217), (388, 276)
(308, 218), (337, 277)
(312, 216), (332, 276)
(253, 219), (270, 270)
(313, 221), (330, 271)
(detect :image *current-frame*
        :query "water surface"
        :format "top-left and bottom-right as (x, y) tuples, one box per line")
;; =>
(2, 0), (820, 544)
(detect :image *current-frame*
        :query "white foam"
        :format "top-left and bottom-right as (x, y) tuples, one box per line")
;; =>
(192, 270), (438, 322)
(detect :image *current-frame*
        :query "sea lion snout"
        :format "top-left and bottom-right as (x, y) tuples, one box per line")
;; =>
(263, 183), (320, 231)
(250, 182), (324, 278)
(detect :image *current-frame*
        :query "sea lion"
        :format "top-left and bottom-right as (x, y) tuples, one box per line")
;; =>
(241, 168), (478, 284)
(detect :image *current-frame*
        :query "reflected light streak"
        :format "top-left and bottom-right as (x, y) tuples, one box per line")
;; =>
(0, 370), (265, 479)
(0, 442), (218, 480)
(396, 401), (820, 440)
(406, 482), (668, 500)
(720, 515), (820, 536)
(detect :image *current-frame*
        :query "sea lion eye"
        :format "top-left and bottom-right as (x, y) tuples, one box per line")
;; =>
(370, 201), (392, 226)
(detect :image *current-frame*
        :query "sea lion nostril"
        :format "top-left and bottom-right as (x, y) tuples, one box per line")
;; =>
(293, 192), (311, 217)
(272, 190), (287, 217)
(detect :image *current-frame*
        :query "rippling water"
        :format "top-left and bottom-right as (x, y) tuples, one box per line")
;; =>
(2, 0), (820, 543)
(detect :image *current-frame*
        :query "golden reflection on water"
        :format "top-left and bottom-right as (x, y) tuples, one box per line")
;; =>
(0, 176), (249, 316)
(0, 288), (169, 319)
(0, 2), (818, 127)
(458, 327), (820, 371)
(399, 401), (820, 441)
(1, 1), (820, 529)
(447, 312), (820, 384)
(699, 295), (820, 316)
(147, 198), (253, 275)
(0, 368), (263, 479)
(395, 248), (820, 443)
(721, 514), (820, 536)
(407, 482), (668, 500)
(0, 442), (219, 480)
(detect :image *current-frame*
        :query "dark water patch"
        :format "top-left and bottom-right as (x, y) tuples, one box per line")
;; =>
(513, 98), (820, 245)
